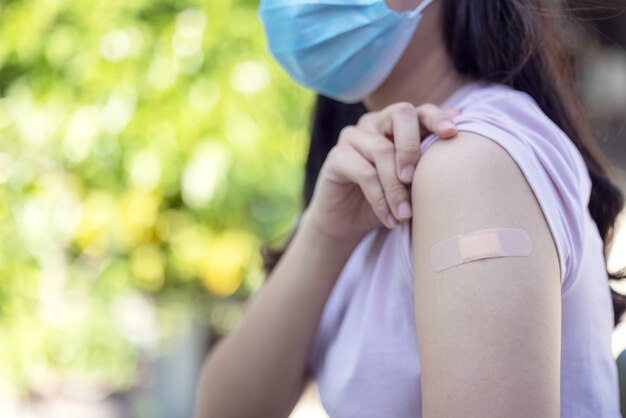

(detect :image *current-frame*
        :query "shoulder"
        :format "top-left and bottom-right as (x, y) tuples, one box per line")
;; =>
(415, 82), (589, 285)
(414, 130), (523, 193)
(409, 132), (562, 416)
(411, 131), (561, 281)
(413, 130), (537, 215)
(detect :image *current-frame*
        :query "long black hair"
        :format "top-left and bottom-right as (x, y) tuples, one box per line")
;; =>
(263, 0), (626, 326)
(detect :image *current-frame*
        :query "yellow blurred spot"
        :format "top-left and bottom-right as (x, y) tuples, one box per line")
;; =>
(168, 224), (212, 281)
(201, 230), (257, 297)
(75, 192), (115, 254)
(130, 245), (165, 291)
(117, 189), (161, 249)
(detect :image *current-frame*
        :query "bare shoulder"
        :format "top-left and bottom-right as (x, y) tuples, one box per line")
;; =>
(412, 131), (560, 279)
(414, 131), (536, 206)
(409, 131), (562, 417)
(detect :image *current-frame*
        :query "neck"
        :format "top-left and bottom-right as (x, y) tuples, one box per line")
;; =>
(363, 40), (473, 111)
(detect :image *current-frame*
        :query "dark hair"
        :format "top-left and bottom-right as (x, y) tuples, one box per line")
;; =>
(262, 0), (626, 326)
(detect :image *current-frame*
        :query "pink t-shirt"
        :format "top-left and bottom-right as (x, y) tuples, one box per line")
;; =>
(306, 82), (622, 417)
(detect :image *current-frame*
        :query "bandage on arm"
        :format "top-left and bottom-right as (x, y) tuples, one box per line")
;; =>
(430, 228), (532, 272)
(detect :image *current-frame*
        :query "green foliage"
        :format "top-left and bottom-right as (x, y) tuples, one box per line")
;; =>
(0, 0), (313, 394)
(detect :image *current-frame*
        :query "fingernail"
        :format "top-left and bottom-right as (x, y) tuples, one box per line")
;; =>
(438, 120), (456, 131)
(386, 214), (398, 228)
(400, 165), (415, 182)
(398, 202), (412, 219)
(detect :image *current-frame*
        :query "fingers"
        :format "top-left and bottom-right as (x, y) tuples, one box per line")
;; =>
(416, 103), (458, 140)
(358, 102), (420, 184)
(359, 102), (459, 185)
(333, 103), (460, 228)
(388, 103), (421, 183)
(444, 108), (461, 118)
(332, 142), (398, 228)
(340, 126), (412, 223)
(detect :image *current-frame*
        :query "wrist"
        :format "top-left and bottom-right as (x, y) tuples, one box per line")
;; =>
(298, 210), (364, 257)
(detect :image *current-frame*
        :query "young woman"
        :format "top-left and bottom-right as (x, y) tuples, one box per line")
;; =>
(194, 0), (626, 417)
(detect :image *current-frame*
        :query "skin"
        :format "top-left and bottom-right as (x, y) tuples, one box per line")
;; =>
(381, 0), (561, 416)
(194, 0), (562, 416)
(194, 215), (361, 417)
(411, 133), (561, 417)
(193, 106), (457, 417)
(365, 0), (473, 112)
(195, 11), (462, 417)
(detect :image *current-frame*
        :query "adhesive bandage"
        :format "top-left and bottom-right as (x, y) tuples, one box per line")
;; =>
(430, 228), (532, 272)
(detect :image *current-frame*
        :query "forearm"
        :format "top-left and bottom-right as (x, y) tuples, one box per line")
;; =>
(194, 211), (361, 418)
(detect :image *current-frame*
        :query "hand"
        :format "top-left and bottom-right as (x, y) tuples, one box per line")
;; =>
(304, 102), (460, 242)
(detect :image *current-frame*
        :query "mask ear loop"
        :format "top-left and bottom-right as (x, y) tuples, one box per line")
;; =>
(407, 0), (436, 19)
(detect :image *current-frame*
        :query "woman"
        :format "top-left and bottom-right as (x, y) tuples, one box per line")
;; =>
(195, 0), (626, 417)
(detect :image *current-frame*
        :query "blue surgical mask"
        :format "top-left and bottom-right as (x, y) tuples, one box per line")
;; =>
(258, 0), (436, 103)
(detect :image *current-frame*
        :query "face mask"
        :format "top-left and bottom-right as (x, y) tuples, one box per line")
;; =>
(258, 0), (436, 103)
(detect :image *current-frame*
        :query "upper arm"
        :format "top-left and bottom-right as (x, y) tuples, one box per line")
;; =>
(410, 132), (561, 417)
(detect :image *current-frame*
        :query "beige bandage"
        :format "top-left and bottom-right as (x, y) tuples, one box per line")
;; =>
(430, 228), (532, 272)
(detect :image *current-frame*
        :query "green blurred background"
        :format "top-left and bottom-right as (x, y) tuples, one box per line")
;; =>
(0, 0), (625, 417)
(0, 0), (314, 415)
